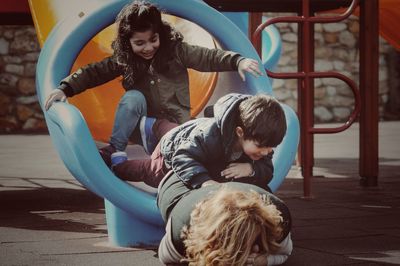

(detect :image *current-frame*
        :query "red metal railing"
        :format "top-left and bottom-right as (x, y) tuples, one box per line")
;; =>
(251, 0), (361, 197)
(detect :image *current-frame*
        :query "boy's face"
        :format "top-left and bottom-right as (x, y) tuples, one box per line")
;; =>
(129, 29), (160, 60)
(236, 127), (274, 161)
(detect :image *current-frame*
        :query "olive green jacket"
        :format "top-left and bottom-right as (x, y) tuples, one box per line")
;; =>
(60, 41), (243, 124)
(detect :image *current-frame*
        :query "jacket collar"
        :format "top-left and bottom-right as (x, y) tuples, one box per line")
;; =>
(214, 93), (251, 157)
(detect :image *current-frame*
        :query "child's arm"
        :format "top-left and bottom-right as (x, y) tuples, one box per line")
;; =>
(267, 233), (293, 265)
(59, 56), (121, 96)
(175, 42), (262, 79)
(221, 162), (253, 179)
(45, 57), (121, 110)
(176, 42), (241, 72)
(222, 154), (274, 181)
(220, 154), (274, 191)
(45, 89), (67, 110)
(237, 58), (263, 81)
(246, 233), (293, 266)
(169, 133), (220, 189)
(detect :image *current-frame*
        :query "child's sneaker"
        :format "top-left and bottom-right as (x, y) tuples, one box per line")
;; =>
(139, 116), (157, 155)
(99, 144), (116, 167)
(111, 151), (128, 170)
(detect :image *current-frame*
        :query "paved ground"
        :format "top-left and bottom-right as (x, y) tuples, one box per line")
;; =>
(1, 122), (400, 265)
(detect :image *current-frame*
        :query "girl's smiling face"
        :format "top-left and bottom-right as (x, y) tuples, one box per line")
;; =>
(129, 29), (160, 60)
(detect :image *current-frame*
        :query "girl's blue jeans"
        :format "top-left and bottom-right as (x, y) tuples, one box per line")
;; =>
(109, 89), (146, 151)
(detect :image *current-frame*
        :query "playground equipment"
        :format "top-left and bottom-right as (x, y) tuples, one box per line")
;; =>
(247, 0), (380, 197)
(34, 0), (299, 247)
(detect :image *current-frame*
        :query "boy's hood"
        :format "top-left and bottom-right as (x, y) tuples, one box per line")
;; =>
(214, 93), (251, 150)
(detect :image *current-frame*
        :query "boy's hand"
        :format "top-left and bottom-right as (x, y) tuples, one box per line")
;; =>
(237, 58), (263, 81)
(221, 163), (253, 179)
(45, 89), (66, 110)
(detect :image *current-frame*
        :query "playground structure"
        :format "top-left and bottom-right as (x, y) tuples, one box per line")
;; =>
(4, 0), (397, 196)
(0, 0), (393, 248)
(250, 0), (365, 198)
(242, 0), (382, 198)
(23, 0), (399, 247)
(0, 0), (389, 248)
(31, 0), (300, 247)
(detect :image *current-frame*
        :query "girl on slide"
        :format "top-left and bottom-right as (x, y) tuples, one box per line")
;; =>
(44, 0), (263, 167)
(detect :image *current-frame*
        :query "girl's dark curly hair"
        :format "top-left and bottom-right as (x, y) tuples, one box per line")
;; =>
(112, 1), (183, 84)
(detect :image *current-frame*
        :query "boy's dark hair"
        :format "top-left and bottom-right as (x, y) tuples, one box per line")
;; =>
(238, 94), (287, 147)
(112, 1), (183, 84)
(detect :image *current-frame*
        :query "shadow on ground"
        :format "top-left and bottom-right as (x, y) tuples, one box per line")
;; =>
(0, 187), (106, 234)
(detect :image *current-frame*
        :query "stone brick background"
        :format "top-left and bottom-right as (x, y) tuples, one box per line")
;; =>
(0, 25), (45, 133)
(268, 13), (399, 123)
(0, 16), (399, 133)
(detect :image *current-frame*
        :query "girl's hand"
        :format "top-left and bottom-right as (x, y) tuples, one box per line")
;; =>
(45, 89), (67, 110)
(221, 163), (253, 179)
(246, 245), (269, 266)
(237, 58), (263, 81)
(246, 253), (269, 266)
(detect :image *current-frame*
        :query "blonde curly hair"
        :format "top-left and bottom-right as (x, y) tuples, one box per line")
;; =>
(181, 186), (283, 266)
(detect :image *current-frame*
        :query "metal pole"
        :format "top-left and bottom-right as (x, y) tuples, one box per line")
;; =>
(359, 0), (379, 186)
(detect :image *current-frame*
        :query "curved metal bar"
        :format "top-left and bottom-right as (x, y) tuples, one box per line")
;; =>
(252, 0), (360, 44)
(253, 0), (359, 82)
(264, 69), (360, 134)
(250, 0), (363, 197)
(266, 69), (305, 79)
(308, 71), (361, 134)
(253, 0), (361, 136)
(309, 0), (360, 23)
(252, 16), (304, 45)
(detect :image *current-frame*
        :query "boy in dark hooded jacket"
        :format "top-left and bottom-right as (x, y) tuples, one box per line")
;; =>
(113, 93), (287, 191)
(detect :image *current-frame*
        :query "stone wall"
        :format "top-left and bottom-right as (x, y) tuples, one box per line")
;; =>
(0, 19), (398, 133)
(268, 13), (395, 123)
(0, 25), (45, 133)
